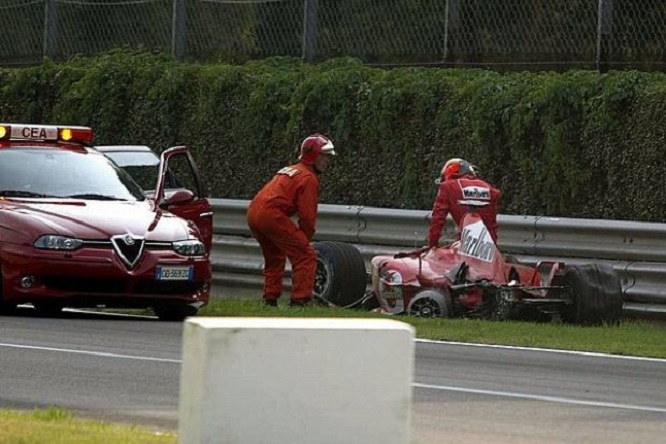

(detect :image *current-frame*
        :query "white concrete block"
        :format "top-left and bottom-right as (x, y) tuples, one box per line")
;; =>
(179, 317), (414, 444)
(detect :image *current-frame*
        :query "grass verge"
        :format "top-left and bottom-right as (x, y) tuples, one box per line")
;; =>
(0, 408), (176, 444)
(200, 298), (666, 359)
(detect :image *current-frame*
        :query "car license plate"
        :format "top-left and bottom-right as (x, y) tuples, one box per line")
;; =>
(156, 266), (194, 281)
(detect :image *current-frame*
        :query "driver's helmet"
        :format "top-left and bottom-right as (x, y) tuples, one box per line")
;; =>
(298, 133), (336, 165)
(436, 158), (478, 184)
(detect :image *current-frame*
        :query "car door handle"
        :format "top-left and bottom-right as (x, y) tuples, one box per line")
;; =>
(200, 212), (214, 218)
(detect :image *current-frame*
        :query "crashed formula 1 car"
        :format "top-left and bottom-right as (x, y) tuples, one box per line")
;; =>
(313, 212), (623, 325)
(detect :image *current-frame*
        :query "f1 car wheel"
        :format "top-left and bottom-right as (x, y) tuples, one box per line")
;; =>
(407, 289), (452, 317)
(314, 241), (367, 307)
(560, 264), (623, 326)
(153, 304), (198, 322)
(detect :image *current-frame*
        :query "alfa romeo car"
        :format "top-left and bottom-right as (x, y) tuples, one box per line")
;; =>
(0, 123), (212, 321)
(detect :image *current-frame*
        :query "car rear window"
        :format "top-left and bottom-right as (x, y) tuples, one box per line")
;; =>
(102, 151), (159, 167)
(102, 151), (161, 191)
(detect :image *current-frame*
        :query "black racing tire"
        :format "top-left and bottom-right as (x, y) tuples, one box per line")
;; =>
(153, 304), (199, 322)
(313, 241), (368, 307)
(0, 270), (17, 315)
(560, 264), (623, 326)
(32, 301), (63, 317)
(0, 301), (17, 315)
(407, 289), (452, 317)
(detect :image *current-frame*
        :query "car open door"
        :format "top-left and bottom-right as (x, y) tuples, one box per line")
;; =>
(155, 146), (213, 251)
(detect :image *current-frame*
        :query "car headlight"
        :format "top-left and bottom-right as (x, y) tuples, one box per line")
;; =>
(34, 235), (83, 251)
(173, 239), (206, 256)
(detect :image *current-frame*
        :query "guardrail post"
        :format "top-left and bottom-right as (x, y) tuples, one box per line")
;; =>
(302, 0), (318, 62)
(596, 0), (614, 72)
(43, 0), (58, 59)
(172, 0), (187, 59)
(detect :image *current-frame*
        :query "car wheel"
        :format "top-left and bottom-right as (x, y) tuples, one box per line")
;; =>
(153, 304), (198, 322)
(313, 241), (367, 307)
(560, 264), (623, 326)
(0, 271), (17, 315)
(407, 289), (452, 317)
(32, 301), (63, 317)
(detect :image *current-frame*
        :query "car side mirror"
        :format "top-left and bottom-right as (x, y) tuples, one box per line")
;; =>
(162, 189), (195, 207)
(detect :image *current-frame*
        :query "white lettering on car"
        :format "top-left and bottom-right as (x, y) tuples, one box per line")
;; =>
(460, 220), (496, 263)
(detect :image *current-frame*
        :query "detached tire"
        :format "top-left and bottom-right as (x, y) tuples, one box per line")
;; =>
(314, 241), (367, 307)
(561, 264), (623, 326)
(153, 304), (198, 322)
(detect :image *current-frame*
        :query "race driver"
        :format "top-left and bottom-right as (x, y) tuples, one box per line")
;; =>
(428, 158), (501, 248)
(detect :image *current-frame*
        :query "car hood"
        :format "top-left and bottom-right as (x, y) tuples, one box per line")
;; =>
(1, 199), (196, 241)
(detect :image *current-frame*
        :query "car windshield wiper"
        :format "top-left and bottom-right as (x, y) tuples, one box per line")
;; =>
(65, 193), (129, 201)
(0, 190), (58, 198)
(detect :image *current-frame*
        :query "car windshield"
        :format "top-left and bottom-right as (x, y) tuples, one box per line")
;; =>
(0, 147), (145, 201)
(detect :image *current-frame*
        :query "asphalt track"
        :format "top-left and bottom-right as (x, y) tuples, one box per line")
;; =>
(1, 308), (665, 443)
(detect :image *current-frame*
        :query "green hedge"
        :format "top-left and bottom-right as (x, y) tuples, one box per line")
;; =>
(1, 50), (665, 222)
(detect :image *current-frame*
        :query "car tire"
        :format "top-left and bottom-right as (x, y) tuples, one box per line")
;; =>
(32, 301), (63, 317)
(0, 298), (16, 315)
(313, 241), (367, 307)
(560, 264), (623, 326)
(0, 299), (17, 315)
(153, 304), (198, 322)
(0, 272), (17, 315)
(407, 289), (452, 317)
(0, 302), (16, 314)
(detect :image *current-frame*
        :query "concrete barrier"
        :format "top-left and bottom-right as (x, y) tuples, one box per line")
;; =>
(179, 317), (415, 444)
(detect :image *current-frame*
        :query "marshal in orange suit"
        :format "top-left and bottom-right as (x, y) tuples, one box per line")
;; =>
(247, 134), (336, 307)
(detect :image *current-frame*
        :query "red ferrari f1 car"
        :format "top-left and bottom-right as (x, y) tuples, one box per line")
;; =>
(312, 212), (623, 325)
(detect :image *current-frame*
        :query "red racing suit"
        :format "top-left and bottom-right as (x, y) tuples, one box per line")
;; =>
(246, 162), (320, 302)
(428, 174), (501, 248)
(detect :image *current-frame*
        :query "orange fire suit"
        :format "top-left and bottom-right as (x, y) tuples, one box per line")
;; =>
(429, 174), (501, 247)
(247, 163), (320, 302)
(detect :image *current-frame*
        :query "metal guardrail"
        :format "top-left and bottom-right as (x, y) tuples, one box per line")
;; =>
(209, 199), (666, 314)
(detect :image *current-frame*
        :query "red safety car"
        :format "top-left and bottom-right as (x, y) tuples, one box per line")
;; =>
(0, 123), (211, 321)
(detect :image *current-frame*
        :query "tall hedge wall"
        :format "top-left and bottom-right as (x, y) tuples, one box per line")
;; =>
(1, 50), (665, 222)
